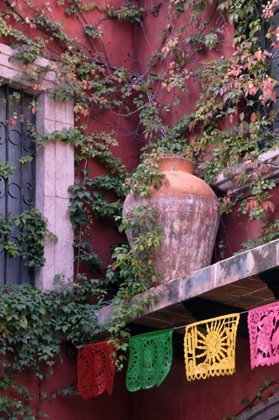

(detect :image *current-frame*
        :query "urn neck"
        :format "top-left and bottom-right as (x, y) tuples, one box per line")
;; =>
(157, 157), (194, 175)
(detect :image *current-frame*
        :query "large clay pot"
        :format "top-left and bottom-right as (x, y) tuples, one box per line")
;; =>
(123, 156), (220, 284)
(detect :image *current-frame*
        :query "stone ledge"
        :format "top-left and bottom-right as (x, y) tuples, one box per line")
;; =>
(211, 148), (279, 197)
(96, 239), (279, 328)
(240, 393), (279, 420)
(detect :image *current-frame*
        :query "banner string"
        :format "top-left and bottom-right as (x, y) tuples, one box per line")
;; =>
(88, 309), (250, 345)
(172, 309), (248, 331)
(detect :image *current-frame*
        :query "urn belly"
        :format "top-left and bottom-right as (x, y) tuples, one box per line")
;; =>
(123, 157), (220, 284)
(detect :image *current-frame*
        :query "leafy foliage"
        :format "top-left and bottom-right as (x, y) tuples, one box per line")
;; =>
(0, 279), (106, 418)
(1, 0), (279, 416)
(0, 209), (56, 271)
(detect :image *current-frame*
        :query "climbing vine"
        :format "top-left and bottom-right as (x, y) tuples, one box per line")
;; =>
(223, 376), (279, 419)
(0, 279), (106, 419)
(0, 0), (279, 416)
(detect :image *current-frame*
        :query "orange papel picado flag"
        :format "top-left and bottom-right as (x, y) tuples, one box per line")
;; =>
(184, 313), (240, 381)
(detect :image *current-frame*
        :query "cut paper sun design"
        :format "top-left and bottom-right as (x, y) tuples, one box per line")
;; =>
(184, 314), (240, 381)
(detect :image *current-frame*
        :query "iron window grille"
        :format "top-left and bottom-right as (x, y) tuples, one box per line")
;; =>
(0, 85), (36, 285)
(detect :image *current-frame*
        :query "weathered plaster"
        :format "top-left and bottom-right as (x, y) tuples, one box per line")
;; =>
(96, 239), (279, 328)
(0, 43), (74, 289)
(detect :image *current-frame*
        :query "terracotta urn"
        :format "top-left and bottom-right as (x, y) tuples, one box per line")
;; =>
(123, 156), (220, 283)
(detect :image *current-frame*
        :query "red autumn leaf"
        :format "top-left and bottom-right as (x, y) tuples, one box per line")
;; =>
(250, 112), (257, 122)
(262, 200), (275, 213)
(246, 198), (258, 212)
(7, 118), (17, 127)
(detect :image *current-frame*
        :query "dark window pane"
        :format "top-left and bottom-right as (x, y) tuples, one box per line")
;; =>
(0, 85), (36, 285)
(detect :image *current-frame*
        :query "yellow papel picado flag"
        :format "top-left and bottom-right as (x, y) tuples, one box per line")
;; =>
(184, 314), (240, 381)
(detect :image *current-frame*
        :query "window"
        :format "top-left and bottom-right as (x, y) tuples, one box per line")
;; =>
(0, 85), (36, 284)
(0, 43), (74, 290)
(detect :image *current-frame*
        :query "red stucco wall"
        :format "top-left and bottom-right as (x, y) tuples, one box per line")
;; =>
(217, 184), (279, 259)
(1, 1), (274, 419)
(16, 338), (279, 420)
(139, 337), (279, 420)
